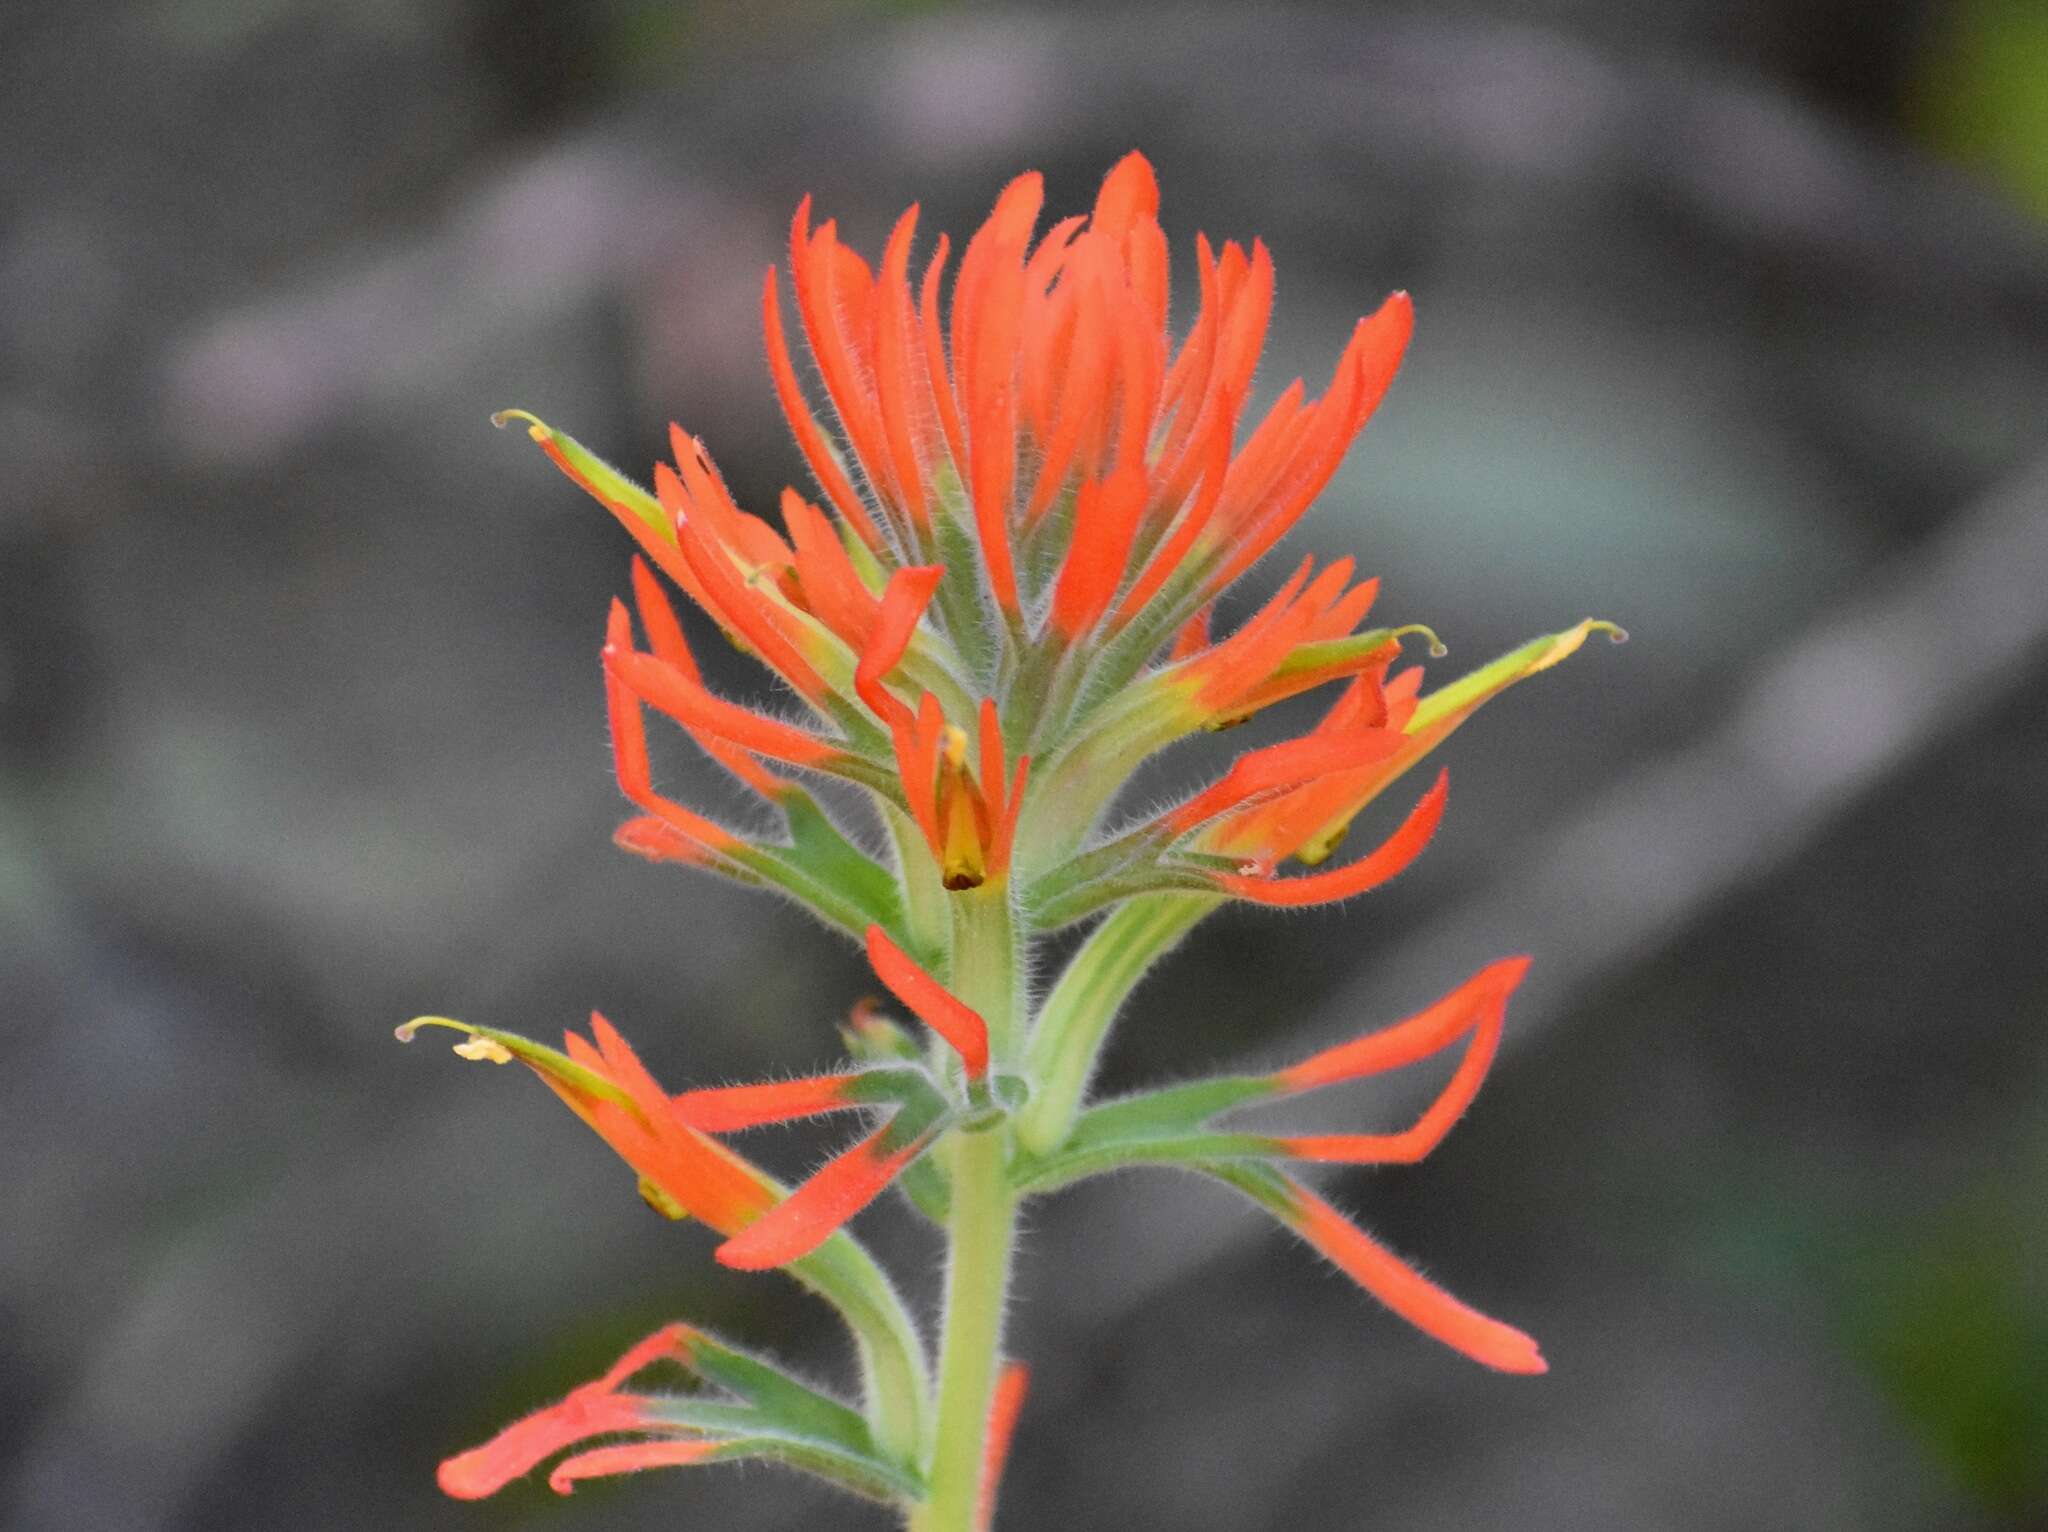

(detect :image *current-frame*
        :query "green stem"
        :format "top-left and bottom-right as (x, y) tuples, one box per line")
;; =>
(947, 885), (1021, 1064)
(912, 1129), (1017, 1530)
(911, 886), (1023, 1530)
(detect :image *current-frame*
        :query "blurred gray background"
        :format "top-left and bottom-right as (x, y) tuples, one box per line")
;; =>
(5, 2), (2047, 1528)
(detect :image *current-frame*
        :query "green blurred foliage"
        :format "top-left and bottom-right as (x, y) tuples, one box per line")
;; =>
(1838, 1127), (2048, 1515)
(1916, 0), (2048, 219)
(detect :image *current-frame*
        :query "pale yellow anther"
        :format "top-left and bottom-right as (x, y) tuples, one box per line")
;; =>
(940, 724), (971, 771)
(396, 1015), (514, 1065)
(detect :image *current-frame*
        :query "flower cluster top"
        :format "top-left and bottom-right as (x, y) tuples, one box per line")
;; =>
(412, 152), (1619, 1513)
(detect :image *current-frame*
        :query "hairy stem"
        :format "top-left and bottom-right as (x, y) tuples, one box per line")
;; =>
(912, 1129), (1017, 1530)
(912, 888), (1023, 1529)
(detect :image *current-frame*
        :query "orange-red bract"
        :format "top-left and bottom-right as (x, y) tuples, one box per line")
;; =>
(437, 1324), (701, 1499)
(865, 925), (991, 1078)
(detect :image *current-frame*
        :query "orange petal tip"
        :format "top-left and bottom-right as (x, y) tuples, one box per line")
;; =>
(436, 1453), (499, 1501)
(548, 1438), (717, 1494)
(1292, 1185), (1548, 1375)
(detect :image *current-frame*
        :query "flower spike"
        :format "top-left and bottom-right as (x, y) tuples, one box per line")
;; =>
(953, 172), (1045, 616)
(790, 200), (902, 534)
(1163, 730), (1404, 840)
(1050, 460), (1150, 640)
(670, 1065), (960, 1270)
(570, 1014), (783, 1234)
(463, 152), (1627, 1522)
(781, 489), (883, 647)
(1204, 292), (1415, 598)
(603, 601), (754, 861)
(652, 458), (840, 704)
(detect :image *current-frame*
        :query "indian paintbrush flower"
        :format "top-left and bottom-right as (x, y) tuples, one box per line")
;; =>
(405, 151), (1620, 1527)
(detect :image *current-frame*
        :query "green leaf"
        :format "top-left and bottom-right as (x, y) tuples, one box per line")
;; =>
(1265, 625), (1424, 684)
(843, 1064), (956, 1112)
(777, 788), (905, 929)
(1404, 619), (1627, 738)
(1200, 1157), (1298, 1217)
(1013, 894), (1218, 1157)
(1062, 1075), (1273, 1146)
(492, 409), (671, 548)
(1032, 860), (1260, 928)
(1021, 821), (1179, 927)
(1014, 1129), (1279, 1195)
(681, 1331), (879, 1460)
(785, 1236), (930, 1465)
(632, 1412), (925, 1503)
(893, 1150), (953, 1225)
